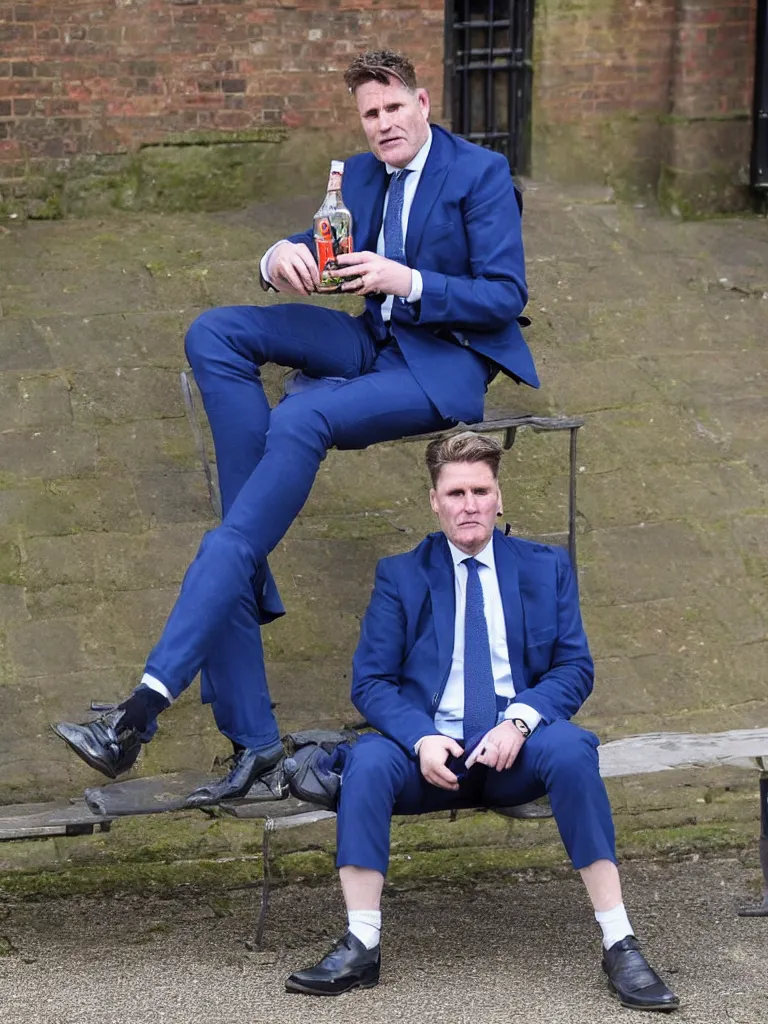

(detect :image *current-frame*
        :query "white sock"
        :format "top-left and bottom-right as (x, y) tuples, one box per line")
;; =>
(347, 909), (381, 950)
(595, 903), (634, 950)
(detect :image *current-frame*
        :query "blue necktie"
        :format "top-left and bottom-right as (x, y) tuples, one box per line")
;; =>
(383, 168), (412, 264)
(462, 557), (498, 755)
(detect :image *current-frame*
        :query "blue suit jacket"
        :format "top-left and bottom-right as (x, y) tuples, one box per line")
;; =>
(288, 125), (539, 422)
(351, 530), (594, 756)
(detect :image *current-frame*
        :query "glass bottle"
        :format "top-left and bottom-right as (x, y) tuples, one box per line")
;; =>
(313, 160), (354, 293)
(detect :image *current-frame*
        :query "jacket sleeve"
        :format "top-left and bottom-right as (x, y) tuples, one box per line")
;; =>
(409, 154), (527, 331)
(287, 227), (316, 254)
(351, 560), (438, 756)
(514, 548), (594, 723)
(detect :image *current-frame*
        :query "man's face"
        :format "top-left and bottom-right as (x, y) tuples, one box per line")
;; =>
(429, 461), (502, 556)
(354, 77), (431, 167)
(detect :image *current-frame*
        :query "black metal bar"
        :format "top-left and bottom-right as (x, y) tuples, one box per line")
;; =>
(568, 425), (580, 571)
(738, 771), (768, 916)
(454, 19), (511, 28)
(454, 57), (529, 70)
(180, 369), (221, 519)
(443, 0), (455, 124)
(486, 0), (495, 155)
(254, 820), (273, 946)
(461, 0), (471, 136)
(751, 0), (768, 187)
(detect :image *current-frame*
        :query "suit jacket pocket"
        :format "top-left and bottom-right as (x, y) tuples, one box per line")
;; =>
(527, 625), (557, 647)
(427, 220), (454, 241)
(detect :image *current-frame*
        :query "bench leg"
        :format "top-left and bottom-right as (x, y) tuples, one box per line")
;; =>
(254, 820), (274, 945)
(568, 426), (579, 571)
(738, 772), (768, 917)
(180, 369), (222, 519)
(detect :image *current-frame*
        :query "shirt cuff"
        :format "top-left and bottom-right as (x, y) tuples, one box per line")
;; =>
(414, 735), (431, 755)
(406, 269), (422, 304)
(503, 703), (542, 735)
(260, 239), (288, 287)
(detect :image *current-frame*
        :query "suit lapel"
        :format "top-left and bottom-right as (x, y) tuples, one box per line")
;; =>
(493, 531), (527, 691)
(421, 533), (455, 685)
(405, 127), (451, 264)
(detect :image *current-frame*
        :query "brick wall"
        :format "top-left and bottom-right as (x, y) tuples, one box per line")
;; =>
(535, 0), (679, 126)
(0, 0), (445, 188)
(532, 0), (758, 209)
(0, 0), (761, 214)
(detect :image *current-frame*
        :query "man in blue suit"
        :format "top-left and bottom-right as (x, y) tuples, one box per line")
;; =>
(286, 432), (679, 1012)
(52, 50), (538, 806)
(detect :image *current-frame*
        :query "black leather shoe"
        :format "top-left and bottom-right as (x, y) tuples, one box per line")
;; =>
(603, 936), (680, 1011)
(51, 708), (141, 779)
(285, 932), (380, 996)
(184, 740), (285, 807)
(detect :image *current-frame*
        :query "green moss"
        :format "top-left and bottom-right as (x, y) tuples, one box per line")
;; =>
(0, 818), (757, 902)
(26, 194), (63, 221)
(0, 541), (23, 586)
(141, 128), (287, 148)
(0, 858), (264, 900)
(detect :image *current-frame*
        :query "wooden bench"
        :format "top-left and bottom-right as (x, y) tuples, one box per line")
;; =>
(2, 730), (766, 946)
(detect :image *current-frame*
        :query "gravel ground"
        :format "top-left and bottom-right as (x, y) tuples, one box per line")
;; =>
(0, 857), (765, 1024)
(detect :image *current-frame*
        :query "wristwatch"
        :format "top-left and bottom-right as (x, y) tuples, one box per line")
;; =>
(511, 717), (531, 739)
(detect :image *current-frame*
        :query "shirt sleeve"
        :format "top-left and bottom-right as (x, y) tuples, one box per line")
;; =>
(406, 269), (423, 303)
(260, 239), (288, 286)
(503, 702), (543, 734)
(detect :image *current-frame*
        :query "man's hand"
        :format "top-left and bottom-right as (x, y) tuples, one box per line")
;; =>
(335, 251), (413, 297)
(266, 241), (320, 296)
(418, 734), (464, 791)
(465, 720), (526, 771)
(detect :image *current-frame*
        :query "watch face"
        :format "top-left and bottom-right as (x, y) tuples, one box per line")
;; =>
(513, 718), (530, 737)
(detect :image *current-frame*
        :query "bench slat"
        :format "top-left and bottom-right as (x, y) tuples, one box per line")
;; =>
(599, 729), (768, 778)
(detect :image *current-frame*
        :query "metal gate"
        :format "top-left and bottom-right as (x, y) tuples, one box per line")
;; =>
(444, 0), (535, 174)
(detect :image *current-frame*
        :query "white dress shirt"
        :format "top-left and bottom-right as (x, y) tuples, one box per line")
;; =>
(376, 128), (431, 318)
(416, 536), (542, 752)
(260, 129), (432, 318)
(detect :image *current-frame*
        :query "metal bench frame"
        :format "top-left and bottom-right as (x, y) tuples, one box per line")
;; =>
(179, 369), (586, 567)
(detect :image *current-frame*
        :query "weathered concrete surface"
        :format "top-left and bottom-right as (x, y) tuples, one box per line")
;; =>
(0, 185), (766, 844)
(0, 858), (766, 1024)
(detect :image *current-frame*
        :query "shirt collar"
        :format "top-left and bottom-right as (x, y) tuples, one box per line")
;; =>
(385, 127), (432, 176)
(446, 534), (496, 574)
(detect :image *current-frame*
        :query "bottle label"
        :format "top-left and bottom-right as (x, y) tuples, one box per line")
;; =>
(315, 215), (353, 288)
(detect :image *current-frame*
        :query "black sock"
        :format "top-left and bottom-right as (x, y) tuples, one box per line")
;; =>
(117, 686), (170, 732)
(232, 741), (246, 756)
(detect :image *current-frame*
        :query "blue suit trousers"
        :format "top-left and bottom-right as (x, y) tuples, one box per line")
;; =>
(336, 721), (617, 875)
(144, 304), (477, 747)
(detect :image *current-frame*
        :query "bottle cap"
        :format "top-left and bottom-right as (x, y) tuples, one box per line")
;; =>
(330, 160), (345, 173)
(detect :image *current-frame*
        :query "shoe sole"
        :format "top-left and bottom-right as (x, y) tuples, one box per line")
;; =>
(285, 974), (380, 996)
(50, 723), (118, 779)
(607, 981), (680, 1012)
